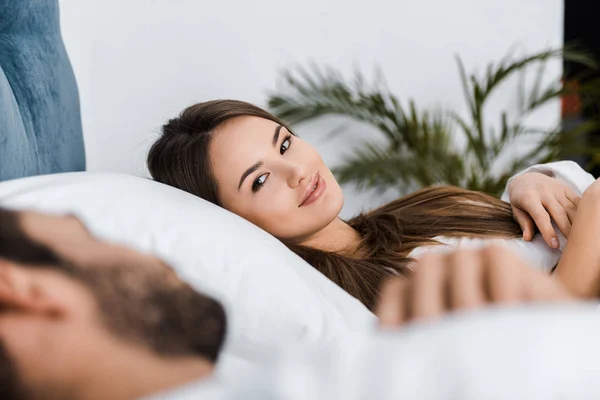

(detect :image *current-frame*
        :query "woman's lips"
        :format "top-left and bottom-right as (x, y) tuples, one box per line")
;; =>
(299, 174), (326, 207)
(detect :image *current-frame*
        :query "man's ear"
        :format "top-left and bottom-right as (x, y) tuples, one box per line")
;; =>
(0, 259), (66, 317)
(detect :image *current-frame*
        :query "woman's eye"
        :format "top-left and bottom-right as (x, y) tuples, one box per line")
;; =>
(252, 173), (268, 192)
(280, 136), (292, 155)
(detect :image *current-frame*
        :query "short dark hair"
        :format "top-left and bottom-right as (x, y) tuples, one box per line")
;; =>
(0, 208), (61, 265)
(0, 208), (227, 361)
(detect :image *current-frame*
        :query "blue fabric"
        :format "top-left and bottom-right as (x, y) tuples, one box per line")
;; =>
(0, 0), (85, 181)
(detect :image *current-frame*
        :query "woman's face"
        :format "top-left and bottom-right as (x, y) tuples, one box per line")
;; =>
(209, 116), (344, 241)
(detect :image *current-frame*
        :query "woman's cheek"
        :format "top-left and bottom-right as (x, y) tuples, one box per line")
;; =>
(252, 192), (288, 219)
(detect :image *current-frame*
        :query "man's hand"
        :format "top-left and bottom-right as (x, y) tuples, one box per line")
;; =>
(508, 172), (579, 248)
(376, 245), (573, 328)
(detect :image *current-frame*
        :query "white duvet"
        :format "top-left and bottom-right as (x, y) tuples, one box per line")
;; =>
(152, 305), (600, 400)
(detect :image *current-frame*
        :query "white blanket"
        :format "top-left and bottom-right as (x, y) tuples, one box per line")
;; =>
(150, 305), (600, 400)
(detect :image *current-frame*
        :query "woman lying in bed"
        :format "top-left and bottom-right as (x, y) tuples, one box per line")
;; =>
(147, 100), (598, 311)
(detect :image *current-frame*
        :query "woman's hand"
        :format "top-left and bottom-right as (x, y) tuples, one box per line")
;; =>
(507, 172), (580, 248)
(376, 245), (573, 328)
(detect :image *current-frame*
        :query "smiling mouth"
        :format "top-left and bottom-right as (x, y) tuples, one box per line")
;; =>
(299, 173), (326, 207)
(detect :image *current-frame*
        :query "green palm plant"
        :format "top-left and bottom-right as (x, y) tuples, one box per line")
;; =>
(267, 48), (600, 196)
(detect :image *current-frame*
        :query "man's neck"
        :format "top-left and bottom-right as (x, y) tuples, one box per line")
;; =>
(72, 345), (214, 400)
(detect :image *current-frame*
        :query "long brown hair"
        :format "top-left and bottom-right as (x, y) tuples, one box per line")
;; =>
(148, 100), (521, 311)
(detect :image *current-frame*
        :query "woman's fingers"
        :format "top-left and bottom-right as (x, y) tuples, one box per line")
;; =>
(565, 188), (581, 208)
(521, 200), (558, 248)
(512, 206), (535, 241)
(543, 197), (572, 239)
(560, 190), (580, 224)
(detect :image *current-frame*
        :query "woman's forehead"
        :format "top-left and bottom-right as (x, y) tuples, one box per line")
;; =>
(211, 117), (283, 171)
(215, 115), (281, 143)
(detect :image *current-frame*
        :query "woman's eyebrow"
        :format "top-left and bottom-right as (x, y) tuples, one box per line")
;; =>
(272, 125), (283, 147)
(237, 125), (283, 191)
(238, 161), (263, 190)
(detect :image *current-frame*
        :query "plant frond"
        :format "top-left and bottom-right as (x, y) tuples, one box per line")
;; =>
(267, 47), (600, 197)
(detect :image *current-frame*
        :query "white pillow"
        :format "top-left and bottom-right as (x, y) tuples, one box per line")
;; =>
(0, 172), (375, 378)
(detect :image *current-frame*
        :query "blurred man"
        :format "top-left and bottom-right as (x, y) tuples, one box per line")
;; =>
(0, 208), (226, 399)
(1, 207), (596, 400)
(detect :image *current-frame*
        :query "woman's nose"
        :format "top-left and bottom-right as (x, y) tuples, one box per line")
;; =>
(279, 159), (308, 188)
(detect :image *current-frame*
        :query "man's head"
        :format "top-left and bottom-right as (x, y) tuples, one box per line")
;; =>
(0, 208), (226, 400)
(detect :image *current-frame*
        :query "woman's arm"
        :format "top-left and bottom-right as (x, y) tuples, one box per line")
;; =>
(553, 179), (600, 298)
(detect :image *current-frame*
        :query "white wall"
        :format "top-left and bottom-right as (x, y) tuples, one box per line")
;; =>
(58, 0), (563, 218)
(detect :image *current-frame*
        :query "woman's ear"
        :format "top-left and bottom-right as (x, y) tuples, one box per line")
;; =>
(0, 259), (66, 317)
